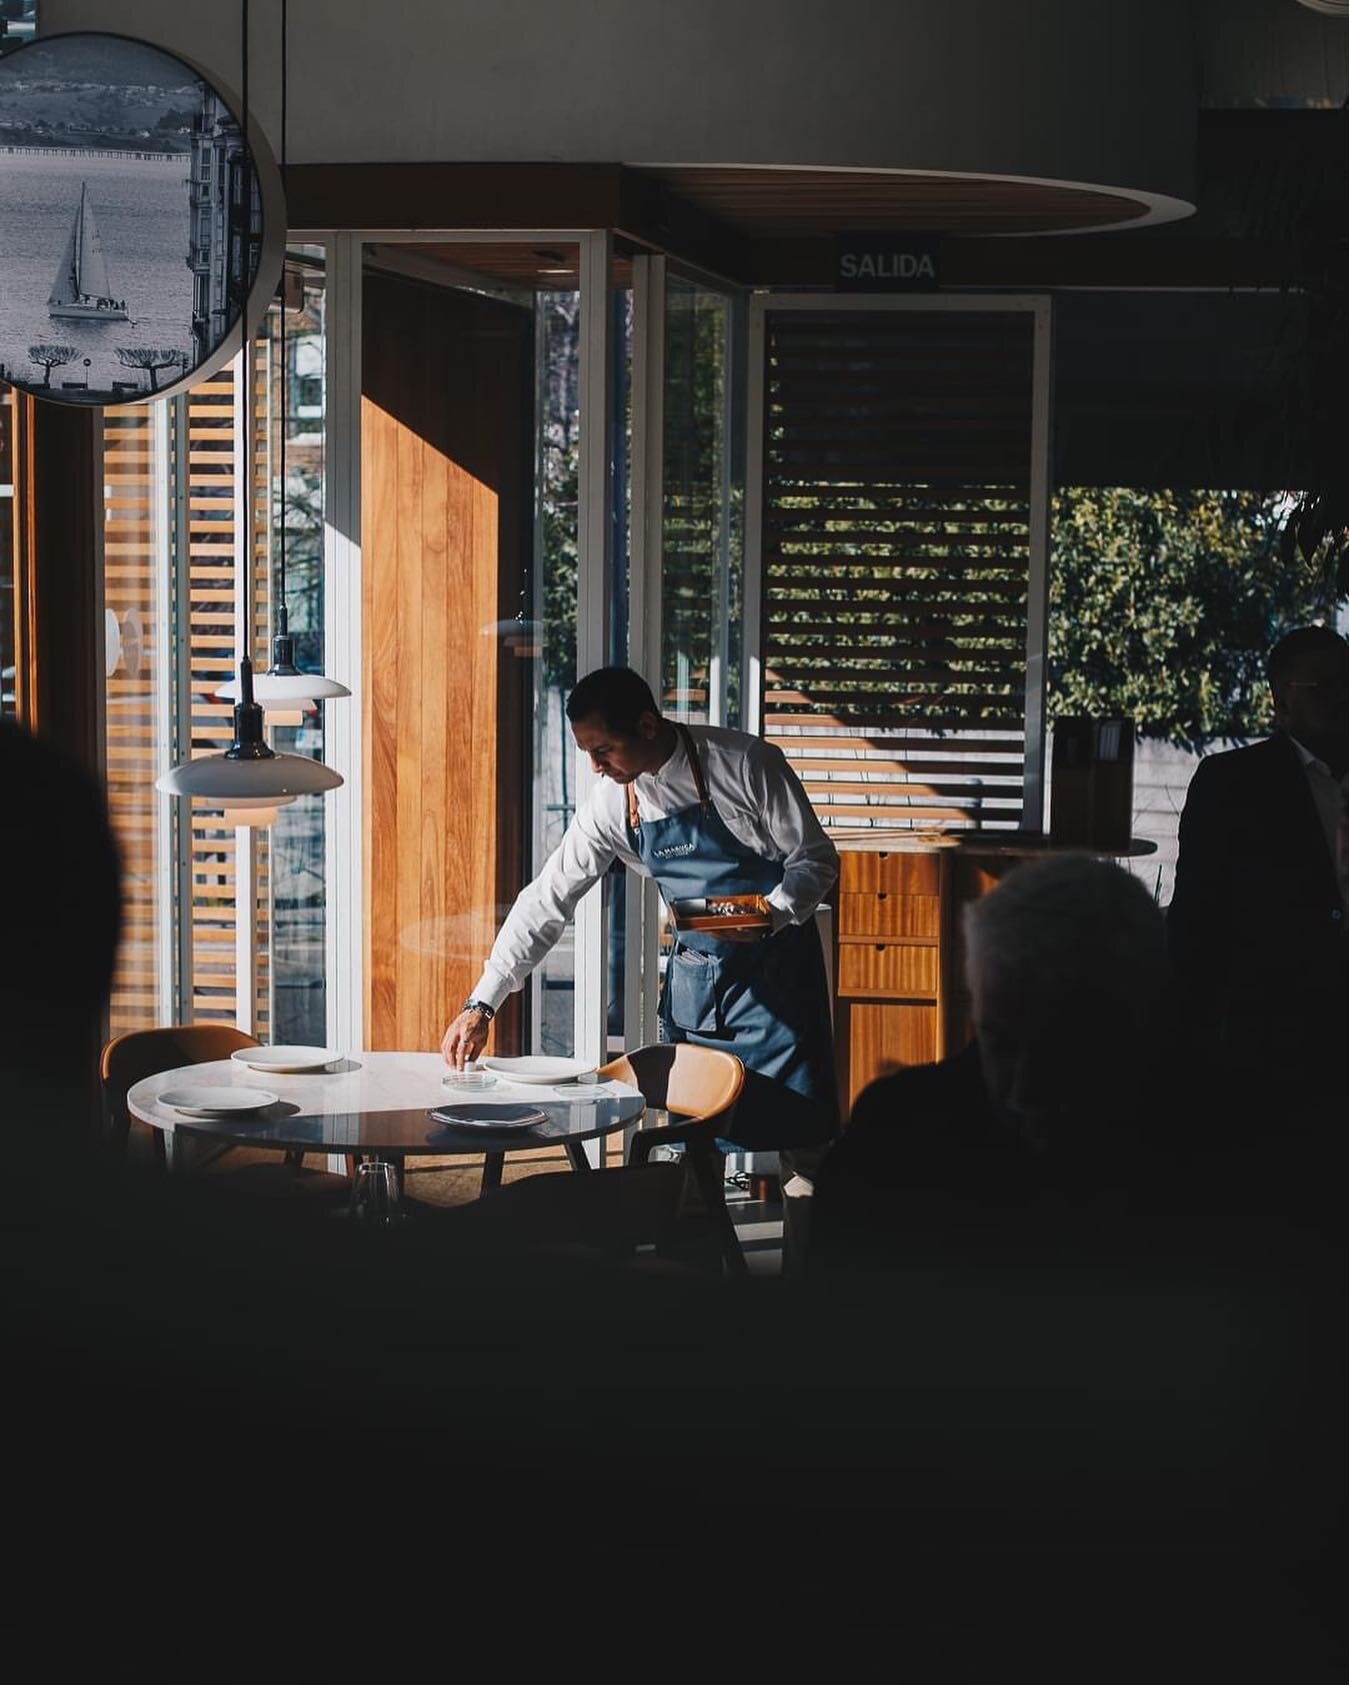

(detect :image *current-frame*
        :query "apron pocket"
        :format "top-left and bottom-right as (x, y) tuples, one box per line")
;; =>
(667, 946), (723, 1034)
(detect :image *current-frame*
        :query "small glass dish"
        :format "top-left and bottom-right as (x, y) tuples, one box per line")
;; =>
(441, 1065), (498, 1091)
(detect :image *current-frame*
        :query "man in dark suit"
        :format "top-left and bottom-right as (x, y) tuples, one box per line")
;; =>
(1168, 624), (1349, 1103)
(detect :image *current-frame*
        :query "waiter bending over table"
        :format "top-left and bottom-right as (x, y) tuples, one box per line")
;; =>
(441, 665), (840, 1200)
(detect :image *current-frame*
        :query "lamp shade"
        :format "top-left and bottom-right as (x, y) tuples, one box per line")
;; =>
(158, 753), (341, 799)
(216, 671), (351, 706)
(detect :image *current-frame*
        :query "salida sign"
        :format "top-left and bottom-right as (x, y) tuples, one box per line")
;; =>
(835, 236), (941, 291)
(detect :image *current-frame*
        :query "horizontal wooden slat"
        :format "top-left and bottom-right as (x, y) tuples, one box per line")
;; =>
(818, 804), (1014, 823)
(767, 714), (1024, 733)
(804, 779), (1022, 799)
(780, 759), (1023, 781)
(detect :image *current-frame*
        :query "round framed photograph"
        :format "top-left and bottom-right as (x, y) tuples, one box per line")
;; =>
(0, 31), (283, 406)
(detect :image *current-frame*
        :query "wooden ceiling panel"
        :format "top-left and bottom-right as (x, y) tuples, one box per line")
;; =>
(402, 242), (632, 291)
(636, 166), (1150, 237)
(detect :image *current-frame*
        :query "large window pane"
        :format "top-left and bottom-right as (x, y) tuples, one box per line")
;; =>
(0, 388), (16, 717)
(96, 233), (335, 1044)
(261, 249), (327, 1044)
(1045, 485), (1337, 905)
(661, 275), (740, 726)
(536, 281), (581, 1053)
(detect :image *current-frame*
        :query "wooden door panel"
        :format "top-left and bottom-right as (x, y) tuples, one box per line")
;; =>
(362, 270), (532, 1054)
(841, 1002), (940, 1113)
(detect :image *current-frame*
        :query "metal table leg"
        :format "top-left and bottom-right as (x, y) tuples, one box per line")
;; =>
(564, 1140), (593, 1174)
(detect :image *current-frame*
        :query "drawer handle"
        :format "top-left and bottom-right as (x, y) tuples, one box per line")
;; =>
(875, 944), (886, 952)
(877, 892), (887, 901)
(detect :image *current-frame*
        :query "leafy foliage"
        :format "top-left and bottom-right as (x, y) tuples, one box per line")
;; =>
(540, 294), (580, 693)
(1048, 487), (1341, 749)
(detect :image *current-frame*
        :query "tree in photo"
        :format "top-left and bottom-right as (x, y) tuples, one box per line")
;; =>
(27, 344), (78, 388)
(116, 347), (189, 394)
(1048, 487), (1343, 750)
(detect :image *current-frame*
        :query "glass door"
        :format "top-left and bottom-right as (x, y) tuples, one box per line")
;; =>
(623, 258), (746, 1052)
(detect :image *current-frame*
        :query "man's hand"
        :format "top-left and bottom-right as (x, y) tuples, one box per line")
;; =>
(441, 1008), (491, 1069)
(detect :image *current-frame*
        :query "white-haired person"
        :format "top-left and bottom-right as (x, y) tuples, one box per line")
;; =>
(810, 854), (1181, 1273)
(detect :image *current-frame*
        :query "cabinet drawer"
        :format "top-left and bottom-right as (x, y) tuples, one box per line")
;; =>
(839, 850), (941, 896)
(837, 892), (940, 939)
(837, 941), (939, 999)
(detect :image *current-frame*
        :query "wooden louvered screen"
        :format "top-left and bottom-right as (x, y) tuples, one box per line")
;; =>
(761, 307), (1041, 831)
(0, 388), (16, 719)
(184, 364), (270, 1030)
(103, 403), (163, 1031)
(102, 356), (272, 1037)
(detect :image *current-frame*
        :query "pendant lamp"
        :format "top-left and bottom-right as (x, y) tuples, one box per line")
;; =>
(163, 0), (343, 824)
(217, 0), (348, 724)
(159, 657), (343, 806)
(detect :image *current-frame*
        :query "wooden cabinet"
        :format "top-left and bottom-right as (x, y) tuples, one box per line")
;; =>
(833, 847), (949, 1113)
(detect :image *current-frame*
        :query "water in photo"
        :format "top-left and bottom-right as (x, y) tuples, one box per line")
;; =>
(0, 33), (261, 403)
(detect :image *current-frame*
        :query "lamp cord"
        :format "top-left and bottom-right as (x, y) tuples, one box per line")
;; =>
(277, 0), (289, 638)
(241, 0), (252, 673)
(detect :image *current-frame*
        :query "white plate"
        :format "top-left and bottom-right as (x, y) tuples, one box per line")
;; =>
(428, 1103), (548, 1131)
(160, 1085), (280, 1118)
(479, 1056), (597, 1085)
(230, 1045), (342, 1074)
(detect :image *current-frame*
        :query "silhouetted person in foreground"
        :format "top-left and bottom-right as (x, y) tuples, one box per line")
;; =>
(0, 721), (120, 1136)
(812, 855), (1178, 1274)
(2, 726), (1341, 1678)
(1169, 624), (1349, 1116)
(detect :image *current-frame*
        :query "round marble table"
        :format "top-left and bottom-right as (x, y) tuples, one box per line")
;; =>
(127, 1052), (647, 1208)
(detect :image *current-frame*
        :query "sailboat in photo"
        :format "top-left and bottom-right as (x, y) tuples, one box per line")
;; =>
(48, 182), (128, 322)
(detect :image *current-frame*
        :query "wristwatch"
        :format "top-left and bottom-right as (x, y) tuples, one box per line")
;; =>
(462, 997), (495, 1020)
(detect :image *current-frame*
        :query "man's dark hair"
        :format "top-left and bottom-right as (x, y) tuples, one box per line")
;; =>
(565, 667), (660, 737)
(1267, 625), (1349, 695)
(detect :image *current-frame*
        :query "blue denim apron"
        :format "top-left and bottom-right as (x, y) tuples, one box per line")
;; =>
(629, 725), (838, 1151)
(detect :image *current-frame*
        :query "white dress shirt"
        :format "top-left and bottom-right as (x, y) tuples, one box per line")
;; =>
(469, 723), (839, 1012)
(1290, 734), (1349, 926)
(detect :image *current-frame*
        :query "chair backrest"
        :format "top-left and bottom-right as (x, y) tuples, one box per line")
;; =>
(100, 1023), (260, 1139)
(598, 1043), (744, 1133)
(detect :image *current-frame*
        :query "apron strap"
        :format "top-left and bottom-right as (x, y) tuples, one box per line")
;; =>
(676, 722), (712, 812)
(627, 722), (711, 834)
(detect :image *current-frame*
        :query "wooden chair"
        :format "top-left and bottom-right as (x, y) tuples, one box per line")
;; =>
(469, 1044), (748, 1275)
(608, 1044), (747, 1277)
(100, 1024), (348, 1201)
